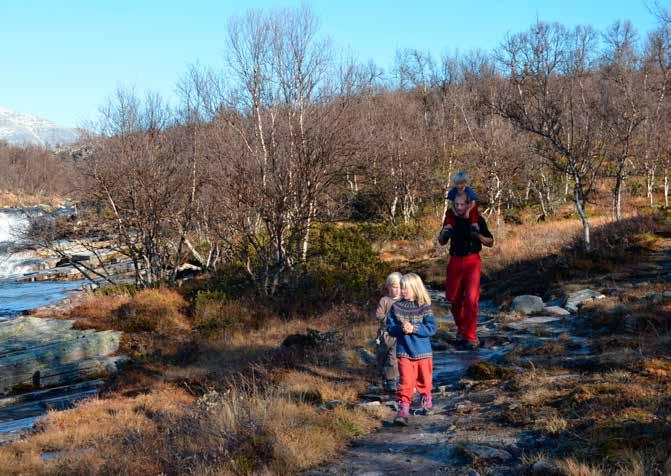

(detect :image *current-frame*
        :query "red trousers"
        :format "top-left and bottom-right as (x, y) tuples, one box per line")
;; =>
(397, 357), (433, 404)
(444, 204), (479, 226)
(445, 253), (482, 342)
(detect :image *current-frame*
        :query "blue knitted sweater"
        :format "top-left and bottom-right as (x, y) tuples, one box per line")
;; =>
(386, 299), (436, 360)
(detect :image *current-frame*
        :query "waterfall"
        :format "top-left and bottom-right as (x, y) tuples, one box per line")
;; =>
(0, 209), (37, 277)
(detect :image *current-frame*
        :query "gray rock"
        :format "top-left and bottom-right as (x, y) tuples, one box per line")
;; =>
(325, 400), (344, 409)
(511, 295), (545, 315)
(464, 444), (512, 462)
(544, 306), (571, 316)
(505, 316), (561, 331)
(531, 459), (559, 475)
(564, 289), (605, 313)
(357, 348), (376, 365)
(357, 401), (381, 408)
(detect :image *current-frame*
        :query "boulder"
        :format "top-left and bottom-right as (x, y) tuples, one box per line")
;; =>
(511, 295), (545, 315)
(564, 289), (605, 313)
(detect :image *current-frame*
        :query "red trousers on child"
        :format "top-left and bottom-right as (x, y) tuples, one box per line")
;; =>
(445, 253), (482, 343)
(444, 204), (479, 227)
(397, 357), (433, 404)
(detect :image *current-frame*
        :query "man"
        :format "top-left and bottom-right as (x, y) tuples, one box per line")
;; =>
(438, 192), (494, 350)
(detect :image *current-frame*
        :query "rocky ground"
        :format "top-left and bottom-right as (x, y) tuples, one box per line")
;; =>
(306, 235), (671, 475)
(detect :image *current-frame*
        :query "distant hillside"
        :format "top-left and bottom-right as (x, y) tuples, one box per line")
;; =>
(0, 106), (78, 148)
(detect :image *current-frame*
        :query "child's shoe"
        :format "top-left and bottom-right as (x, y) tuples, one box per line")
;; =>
(420, 394), (433, 415)
(394, 402), (410, 426)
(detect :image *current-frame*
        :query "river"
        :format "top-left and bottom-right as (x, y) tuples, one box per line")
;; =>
(0, 208), (85, 317)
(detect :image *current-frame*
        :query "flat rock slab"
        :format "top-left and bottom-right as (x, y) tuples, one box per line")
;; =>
(504, 316), (561, 331)
(0, 314), (126, 441)
(544, 306), (571, 316)
(565, 289), (605, 313)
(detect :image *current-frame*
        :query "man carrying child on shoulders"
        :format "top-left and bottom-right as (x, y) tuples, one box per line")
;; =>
(439, 186), (494, 351)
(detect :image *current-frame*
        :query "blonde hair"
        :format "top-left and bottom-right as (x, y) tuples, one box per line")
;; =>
(451, 170), (470, 186)
(386, 272), (402, 288)
(401, 273), (431, 306)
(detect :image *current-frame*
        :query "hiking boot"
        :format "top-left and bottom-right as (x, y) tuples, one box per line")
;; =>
(420, 394), (433, 415)
(462, 339), (480, 351)
(394, 402), (410, 426)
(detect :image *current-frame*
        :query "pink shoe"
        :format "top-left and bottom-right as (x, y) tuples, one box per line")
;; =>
(420, 394), (433, 414)
(394, 402), (410, 426)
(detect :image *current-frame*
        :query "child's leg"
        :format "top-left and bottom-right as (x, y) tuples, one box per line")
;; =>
(469, 204), (479, 230)
(386, 335), (399, 383)
(443, 208), (456, 228)
(396, 358), (418, 405)
(383, 334), (399, 387)
(375, 333), (387, 382)
(415, 358), (433, 399)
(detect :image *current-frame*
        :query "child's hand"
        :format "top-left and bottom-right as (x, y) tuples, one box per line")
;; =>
(402, 321), (414, 334)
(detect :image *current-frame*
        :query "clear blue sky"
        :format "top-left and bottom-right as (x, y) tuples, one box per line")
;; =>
(0, 0), (660, 128)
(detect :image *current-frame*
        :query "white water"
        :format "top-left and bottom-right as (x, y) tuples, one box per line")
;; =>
(0, 209), (36, 278)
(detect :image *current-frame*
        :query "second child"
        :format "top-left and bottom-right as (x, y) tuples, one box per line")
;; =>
(386, 273), (437, 426)
(375, 272), (403, 392)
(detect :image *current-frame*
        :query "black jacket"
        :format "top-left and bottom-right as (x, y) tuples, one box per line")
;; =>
(449, 216), (492, 256)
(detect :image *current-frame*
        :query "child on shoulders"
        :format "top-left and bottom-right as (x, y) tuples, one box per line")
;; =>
(443, 171), (479, 235)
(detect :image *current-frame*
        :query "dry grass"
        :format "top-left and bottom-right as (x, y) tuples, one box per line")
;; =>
(0, 382), (383, 475)
(68, 288), (189, 334)
(3, 286), (384, 475)
(0, 191), (65, 208)
(555, 458), (605, 476)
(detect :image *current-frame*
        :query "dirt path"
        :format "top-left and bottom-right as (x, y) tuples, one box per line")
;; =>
(306, 231), (671, 475)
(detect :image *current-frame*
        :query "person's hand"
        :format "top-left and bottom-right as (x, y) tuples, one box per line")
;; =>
(403, 321), (414, 334)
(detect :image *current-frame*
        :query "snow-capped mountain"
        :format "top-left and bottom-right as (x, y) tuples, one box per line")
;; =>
(0, 106), (78, 148)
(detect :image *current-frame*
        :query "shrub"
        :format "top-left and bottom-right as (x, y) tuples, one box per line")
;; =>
(349, 190), (385, 221)
(114, 288), (189, 333)
(192, 292), (264, 338)
(273, 225), (389, 314)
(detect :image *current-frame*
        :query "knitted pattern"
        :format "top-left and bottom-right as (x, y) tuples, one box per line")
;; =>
(386, 299), (436, 360)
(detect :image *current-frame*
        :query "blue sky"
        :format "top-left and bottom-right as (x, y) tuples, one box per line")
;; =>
(0, 0), (660, 127)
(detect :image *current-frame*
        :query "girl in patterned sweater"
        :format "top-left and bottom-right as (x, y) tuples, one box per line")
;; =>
(386, 273), (437, 425)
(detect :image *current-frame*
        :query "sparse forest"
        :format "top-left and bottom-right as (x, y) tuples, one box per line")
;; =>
(39, 5), (671, 291)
